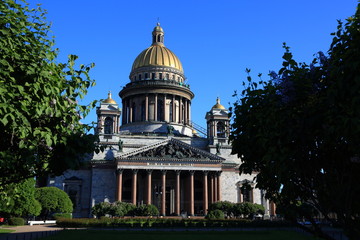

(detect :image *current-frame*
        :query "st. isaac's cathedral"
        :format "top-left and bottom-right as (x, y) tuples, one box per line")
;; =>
(49, 23), (276, 218)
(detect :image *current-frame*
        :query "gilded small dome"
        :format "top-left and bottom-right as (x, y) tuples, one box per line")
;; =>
(131, 23), (183, 72)
(103, 92), (117, 104)
(153, 23), (163, 32)
(212, 97), (226, 110)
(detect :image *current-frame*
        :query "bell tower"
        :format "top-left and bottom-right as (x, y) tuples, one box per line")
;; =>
(205, 97), (230, 146)
(96, 92), (121, 139)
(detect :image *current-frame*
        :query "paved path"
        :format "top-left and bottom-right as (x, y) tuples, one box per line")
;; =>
(1, 224), (62, 233)
(0, 225), (62, 240)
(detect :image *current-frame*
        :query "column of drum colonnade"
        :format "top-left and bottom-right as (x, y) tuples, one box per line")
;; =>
(116, 169), (222, 216)
(121, 94), (191, 125)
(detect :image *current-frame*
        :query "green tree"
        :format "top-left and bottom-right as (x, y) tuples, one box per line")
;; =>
(0, 0), (99, 190)
(35, 187), (73, 219)
(230, 5), (360, 240)
(0, 178), (41, 217)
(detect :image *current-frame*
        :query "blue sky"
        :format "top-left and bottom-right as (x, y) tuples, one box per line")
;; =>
(28, 0), (358, 129)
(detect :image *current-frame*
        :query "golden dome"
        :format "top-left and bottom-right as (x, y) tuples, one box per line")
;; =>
(212, 97), (226, 110)
(131, 23), (183, 72)
(103, 92), (117, 104)
(132, 45), (183, 72)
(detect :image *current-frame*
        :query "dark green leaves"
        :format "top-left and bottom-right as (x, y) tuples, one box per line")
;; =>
(230, 4), (360, 239)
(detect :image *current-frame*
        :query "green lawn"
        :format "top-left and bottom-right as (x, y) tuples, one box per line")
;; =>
(41, 230), (318, 240)
(0, 228), (16, 234)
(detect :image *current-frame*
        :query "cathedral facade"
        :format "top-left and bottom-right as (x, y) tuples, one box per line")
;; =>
(49, 24), (274, 218)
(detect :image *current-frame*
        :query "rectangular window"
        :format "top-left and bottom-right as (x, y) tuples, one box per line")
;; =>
(159, 73), (162, 79)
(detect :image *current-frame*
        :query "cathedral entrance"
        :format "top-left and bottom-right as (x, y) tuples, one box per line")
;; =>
(152, 179), (176, 215)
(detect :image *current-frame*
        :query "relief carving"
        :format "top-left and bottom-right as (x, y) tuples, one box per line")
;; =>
(129, 143), (206, 159)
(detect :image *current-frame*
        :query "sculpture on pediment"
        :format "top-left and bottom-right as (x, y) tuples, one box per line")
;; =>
(167, 125), (174, 135)
(118, 139), (123, 152)
(129, 143), (207, 159)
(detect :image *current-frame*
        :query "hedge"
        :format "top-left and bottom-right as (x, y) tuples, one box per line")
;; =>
(8, 217), (25, 226)
(56, 218), (294, 228)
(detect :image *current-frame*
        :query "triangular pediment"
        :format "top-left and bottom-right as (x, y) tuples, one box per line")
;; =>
(117, 138), (225, 163)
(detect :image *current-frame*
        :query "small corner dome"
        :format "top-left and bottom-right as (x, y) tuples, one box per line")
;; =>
(212, 97), (226, 110)
(103, 92), (117, 104)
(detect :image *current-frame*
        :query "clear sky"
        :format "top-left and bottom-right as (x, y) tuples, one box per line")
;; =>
(28, 0), (358, 130)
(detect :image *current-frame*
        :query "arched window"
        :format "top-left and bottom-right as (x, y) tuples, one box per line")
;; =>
(157, 99), (163, 121)
(240, 180), (253, 203)
(141, 100), (146, 121)
(217, 122), (226, 138)
(104, 117), (113, 134)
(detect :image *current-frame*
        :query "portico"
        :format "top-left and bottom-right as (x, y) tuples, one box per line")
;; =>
(114, 138), (224, 216)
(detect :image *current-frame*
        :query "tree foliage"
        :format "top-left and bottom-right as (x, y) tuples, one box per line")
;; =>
(0, 178), (41, 217)
(0, 0), (98, 189)
(208, 201), (264, 218)
(230, 5), (360, 240)
(35, 187), (73, 219)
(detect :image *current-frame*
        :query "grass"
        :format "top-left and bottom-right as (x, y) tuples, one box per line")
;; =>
(0, 228), (16, 234)
(41, 230), (319, 240)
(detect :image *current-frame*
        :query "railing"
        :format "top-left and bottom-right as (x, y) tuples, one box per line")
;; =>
(125, 79), (191, 89)
(190, 121), (207, 138)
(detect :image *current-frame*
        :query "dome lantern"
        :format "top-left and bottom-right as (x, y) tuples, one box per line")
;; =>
(152, 22), (164, 46)
(130, 23), (184, 77)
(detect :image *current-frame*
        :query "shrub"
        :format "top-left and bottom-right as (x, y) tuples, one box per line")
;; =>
(232, 202), (265, 218)
(0, 179), (41, 218)
(208, 201), (233, 216)
(134, 204), (159, 216)
(53, 213), (72, 220)
(253, 203), (265, 215)
(91, 202), (111, 218)
(206, 209), (225, 219)
(110, 201), (136, 217)
(8, 217), (25, 226)
(35, 187), (73, 219)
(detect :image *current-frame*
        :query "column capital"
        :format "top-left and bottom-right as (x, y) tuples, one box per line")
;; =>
(146, 169), (153, 174)
(116, 169), (124, 174)
(217, 171), (222, 176)
(132, 169), (139, 174)
(189, 170), (195, 176)
(161, 170), (167, 175)
(203, 171), (209, 176)
(175, 170), (181, 175)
